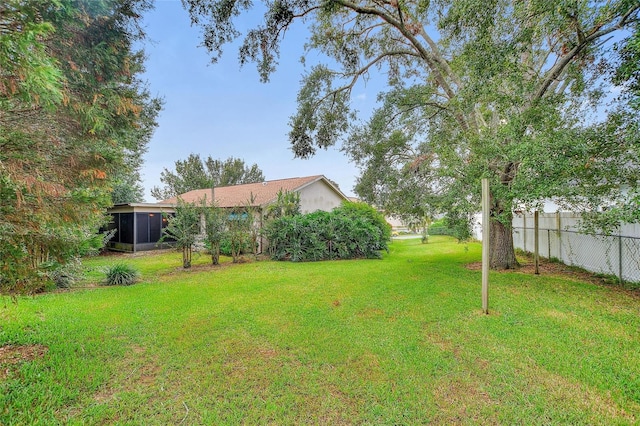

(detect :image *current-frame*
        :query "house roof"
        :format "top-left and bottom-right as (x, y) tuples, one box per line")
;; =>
(161, 175), (345, 208)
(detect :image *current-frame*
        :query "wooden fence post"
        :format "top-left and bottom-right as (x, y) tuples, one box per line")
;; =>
(534, 210), (539, 275)
(482, 179), (490, 314)
(619, 235), (624, 285)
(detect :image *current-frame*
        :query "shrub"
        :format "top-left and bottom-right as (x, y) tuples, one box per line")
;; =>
(428, 216), (472, 241)
(219, 237), (232, 256)
(336, 201), (391, 247)
(219, 234), (251, 257)
(48, 258), (83, 289)
(444, 213), (472, 242)
(262, 202), (391, 262)
(103, 263), (140, 286)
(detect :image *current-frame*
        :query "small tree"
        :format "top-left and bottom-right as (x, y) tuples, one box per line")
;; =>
(408, 216), (431, 244)
(227, 206), (252, 263)
(201, 198), (227, 265)
(265, 190), (301, 219)
(160, 199), (200, 268)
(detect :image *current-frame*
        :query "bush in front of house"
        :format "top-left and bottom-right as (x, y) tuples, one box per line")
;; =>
(263, 202), (391, 262)
(335, 201), (392, 248)
(103, 263), (140, 286)
(219, 235), (252, 257)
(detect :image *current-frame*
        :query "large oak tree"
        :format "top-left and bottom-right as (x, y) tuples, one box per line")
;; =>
(183, 0), (639, 269)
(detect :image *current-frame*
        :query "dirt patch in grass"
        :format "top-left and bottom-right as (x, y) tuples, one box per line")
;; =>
(466, 258), (593, 279)
(0, 344), (48, 379)
(98, 249), (175, 258)
(158, 259), (251, 279)
(431, 377), (497, 423)
(516, 359), (639, 422)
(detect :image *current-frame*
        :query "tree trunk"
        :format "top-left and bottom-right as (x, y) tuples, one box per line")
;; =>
(211, 246), (220, 265)
(183, 246), (192, 268)
(489, 215), (518, 269)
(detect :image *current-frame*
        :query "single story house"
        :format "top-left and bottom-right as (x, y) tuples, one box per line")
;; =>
(105, 175), (349, 252)
(161, 175), (347, 213)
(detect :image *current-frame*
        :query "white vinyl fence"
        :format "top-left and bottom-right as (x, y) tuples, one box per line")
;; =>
(512, 212), (640, 284)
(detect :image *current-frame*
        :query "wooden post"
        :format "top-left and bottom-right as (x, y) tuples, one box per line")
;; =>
(534, 210), (539, 275)
(482, 178), (490, 314)
(619, 235), (623, 285)
(523, 213), (527, 252)
(556, 211), (562, 261)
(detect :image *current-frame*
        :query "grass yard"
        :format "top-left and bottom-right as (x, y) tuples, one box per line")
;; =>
(1, 236), (639, 424)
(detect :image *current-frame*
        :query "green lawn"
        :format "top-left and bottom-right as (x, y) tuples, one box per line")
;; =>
(1, 236), (639, 424)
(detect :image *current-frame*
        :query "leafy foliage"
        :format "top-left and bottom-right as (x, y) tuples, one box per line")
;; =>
(200, 197), (228, 265)
(226, 206), (254, 263)
(47, 258), (84, 289)
(160, 199), (200, 268)
(151, 154), (264, 200)
(0, 0), (160, 293)
(336, 201), (391, 246)
(264, 189), (301, 219)
(428, 219), (451, 236)
(428, 216), (472, 242)
(613, 26), (640, 107)
(183, 0), (639, 269)
(263, 202), (390, 261)
(102, 263), (140, 286)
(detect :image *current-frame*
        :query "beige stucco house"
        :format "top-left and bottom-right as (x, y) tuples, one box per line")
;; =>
(105, 175), (349, 252)
(162, 175), (347, 213)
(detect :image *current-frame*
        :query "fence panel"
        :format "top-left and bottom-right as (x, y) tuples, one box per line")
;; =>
(557, 231), (618, 277)
(512, 212), (640, 283)
(621, 237), (640, 283)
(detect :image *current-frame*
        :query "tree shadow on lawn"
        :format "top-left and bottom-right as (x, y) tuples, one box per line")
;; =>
(465, 255), (640, 298)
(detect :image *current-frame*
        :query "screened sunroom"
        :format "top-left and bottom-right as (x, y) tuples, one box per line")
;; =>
(104, 203), (175, 252)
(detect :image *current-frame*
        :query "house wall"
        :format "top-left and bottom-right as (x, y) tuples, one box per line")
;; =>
(298, 181), (346, 213)
(386, 215), (409, 232)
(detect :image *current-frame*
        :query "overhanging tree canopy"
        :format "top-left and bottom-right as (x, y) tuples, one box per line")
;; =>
(183, 0), (639, 268)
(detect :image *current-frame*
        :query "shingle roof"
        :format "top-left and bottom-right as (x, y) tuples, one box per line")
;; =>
(161, 175), (334, 208)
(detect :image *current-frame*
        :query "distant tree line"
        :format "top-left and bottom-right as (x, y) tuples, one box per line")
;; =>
(151, 154), (264, 201)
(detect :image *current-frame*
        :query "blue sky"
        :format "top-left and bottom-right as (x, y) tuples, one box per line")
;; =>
(138, 0), (376, 201)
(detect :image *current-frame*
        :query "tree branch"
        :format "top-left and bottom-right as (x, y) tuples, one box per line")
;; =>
(328, 0), (463, 115)
(313, 50), (420, 111)
(535, 5), (640, 100)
